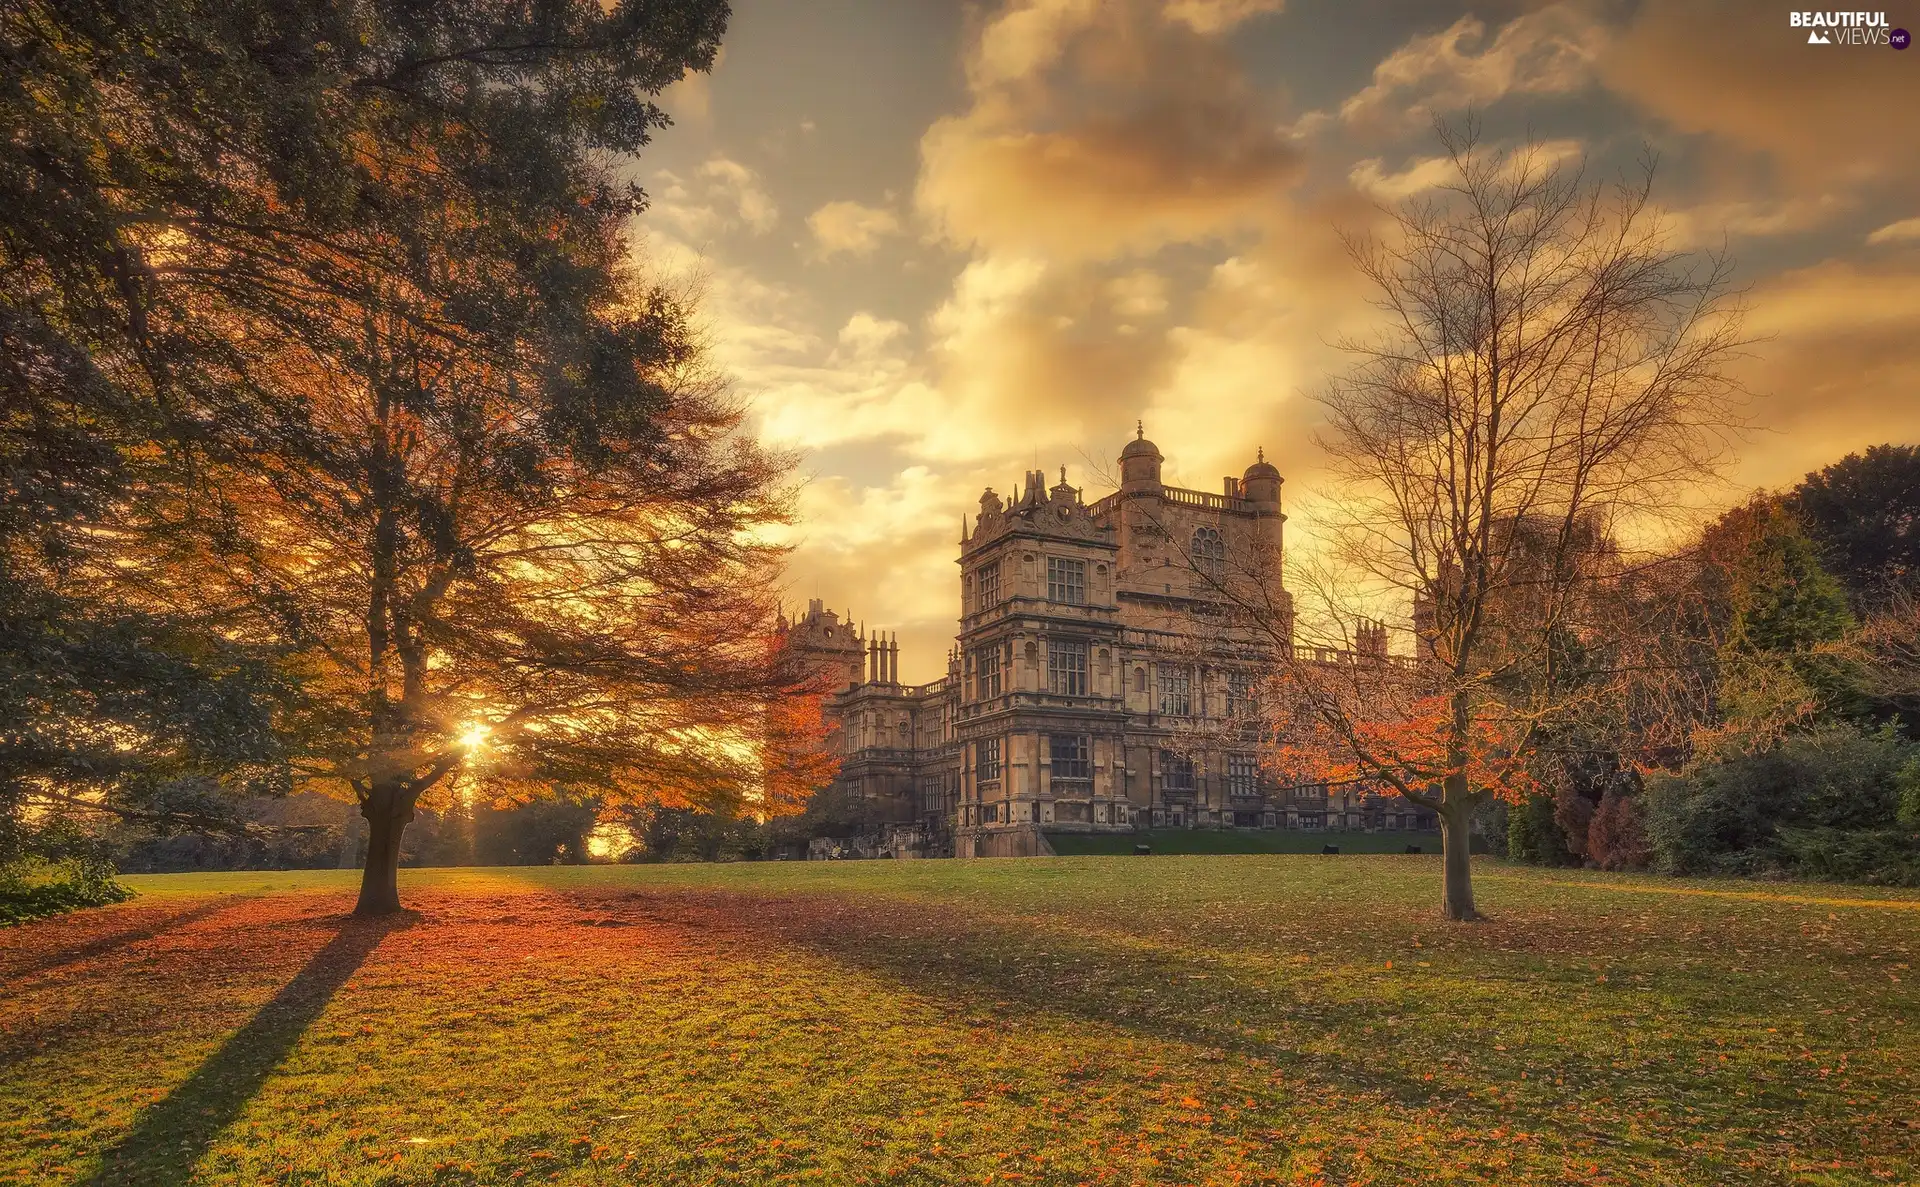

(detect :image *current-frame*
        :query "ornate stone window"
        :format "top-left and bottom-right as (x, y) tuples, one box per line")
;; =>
(1157, 666), (1191, 715)
(1046, 557), (1086, 604)
(1191, 527), (1226, 578)
(1049, 733), (1091, 781)
(1227, 753), (1259, 798)
(1160, 751), (1196, 795)
(974, 646), (1001, 699)
(1048, 639), (1088, 696)
(977, 737), (1002, 785)
(1227, 670), (1255, 717)
(976, 561), (1001, 610)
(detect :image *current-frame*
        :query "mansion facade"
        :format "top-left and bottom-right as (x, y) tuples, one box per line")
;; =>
(777, 428), (1435, 858)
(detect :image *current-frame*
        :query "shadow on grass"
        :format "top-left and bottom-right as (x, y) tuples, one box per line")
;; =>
(6, 898), (252, 982)
(81, 912), (409, 1186)
(615, 887), (1782, 1155)
(631, 889), (1440, 1096)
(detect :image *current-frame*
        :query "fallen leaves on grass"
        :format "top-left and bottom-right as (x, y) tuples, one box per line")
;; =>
(0, 861), (1914, 1184)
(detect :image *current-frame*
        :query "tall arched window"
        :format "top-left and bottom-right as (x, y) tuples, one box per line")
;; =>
(1191, 527), (1226, 578)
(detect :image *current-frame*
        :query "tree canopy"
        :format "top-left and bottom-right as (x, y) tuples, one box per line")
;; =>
(1790, 444), (1920, 598)
(4, 0), (835, 914)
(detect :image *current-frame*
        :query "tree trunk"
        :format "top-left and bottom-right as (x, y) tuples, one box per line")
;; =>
(1439, 799), (1481, 922)
(353, 788), (412, 916)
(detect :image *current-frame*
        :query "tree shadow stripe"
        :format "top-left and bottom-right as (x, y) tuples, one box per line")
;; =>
(4, 898), (257, 985)
(81, 913), (407, 1186)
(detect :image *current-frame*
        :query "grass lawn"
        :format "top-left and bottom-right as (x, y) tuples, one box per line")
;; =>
(2, 859), (1916, 1185)
(1044, 829), (1437, 856)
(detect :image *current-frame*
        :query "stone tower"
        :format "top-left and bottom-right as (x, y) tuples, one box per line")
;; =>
(778, 599), (865, 692)
(954, 466), (1126, 853)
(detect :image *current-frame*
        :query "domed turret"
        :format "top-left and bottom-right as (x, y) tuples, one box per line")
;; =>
(1120, 421), (1163, 491)
(1242, 447), (1281, 506)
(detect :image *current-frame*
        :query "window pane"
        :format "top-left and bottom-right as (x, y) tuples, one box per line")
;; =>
(1157, 667), (1191, 715)
(1047, 557), (1086, 605)
(977, 562), (1000, 610)
(1049, 733), (1090, 780)
(1227, 753), (1257, 797)
(974, 646), (1001, 698)
(1190, 528), (1226, 578)
(977, 737), (1002, 783)
(1227, 670), (1254, 717)
(1160, 750), (1195, 792)
(1048, 639), (1088, 696)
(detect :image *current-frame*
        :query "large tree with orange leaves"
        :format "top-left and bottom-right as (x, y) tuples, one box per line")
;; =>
(5, 0), (833, 914)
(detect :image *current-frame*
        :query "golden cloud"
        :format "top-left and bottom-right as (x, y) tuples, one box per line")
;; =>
(1726, 258), (1920, 491)
(1867, 218), (1920, 247)
(1161, 0), (1287, 35)
(1338, 5), (1610, 133)
(1601, 0), (1917, 191)
(918, 0), (1301, 261)
(807, 200), (904, 258)
(650, 157), (780, 240)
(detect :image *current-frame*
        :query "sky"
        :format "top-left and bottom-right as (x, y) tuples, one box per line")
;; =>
(628, 0), (1920, 683)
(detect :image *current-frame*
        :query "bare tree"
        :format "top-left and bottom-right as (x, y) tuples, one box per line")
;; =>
(1226, 121), (1749, 919)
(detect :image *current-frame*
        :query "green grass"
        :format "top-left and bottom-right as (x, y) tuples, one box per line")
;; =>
(1044, 828), (1436, 856)
(3, 858), (1916, 1185)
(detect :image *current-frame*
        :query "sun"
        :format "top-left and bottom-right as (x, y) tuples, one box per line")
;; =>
(458, 722), (491, 751)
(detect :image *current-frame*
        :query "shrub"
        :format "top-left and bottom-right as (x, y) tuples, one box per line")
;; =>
(1588, 792), (1650, 871)
(1507, 793), (1576, 865)
(1646, 723), (1918, 879)
(1475, 799), (1511, 857)
(1554, 788), (1596, 859)
(1771, 827), (1920, 886)
(1898, 757), (1920, 828)
(116, 827), (342, 873)
(1, 857), (133, 926)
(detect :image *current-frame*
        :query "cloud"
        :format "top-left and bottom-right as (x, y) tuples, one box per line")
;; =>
(918, 255), (1183, 460)
(1346, 154), (1458, 200)
(1867, 218), (1920, 246)
(733, 304), (939, 453)
(1329, 1), (1912, 225)
(658, 45), (724, 125)
(1339, 5), (1610, 132)
(1720, 258), (1920, 494)
(649, 157), (779, 240)
(1347, 139), (1586, 201)
(699, 158), (779, 233)
(776, 463), (997, 678)
(1107, 270), (1169, 320)
(807, 200), (904, 257)
(1743, 259), (1920, 340)
(1599, 0), (1917, 192)
(1139, 192), (1387, 490)
(836, 313), (909, 358)
(1658, 194), (1849, 248)
(917, 0), (1303, 261)
(1161, 0), (1286, 35)
(867, 0), (1323, 474)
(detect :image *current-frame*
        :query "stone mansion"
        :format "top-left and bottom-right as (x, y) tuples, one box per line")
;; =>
(777, 427), (1435, 857)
